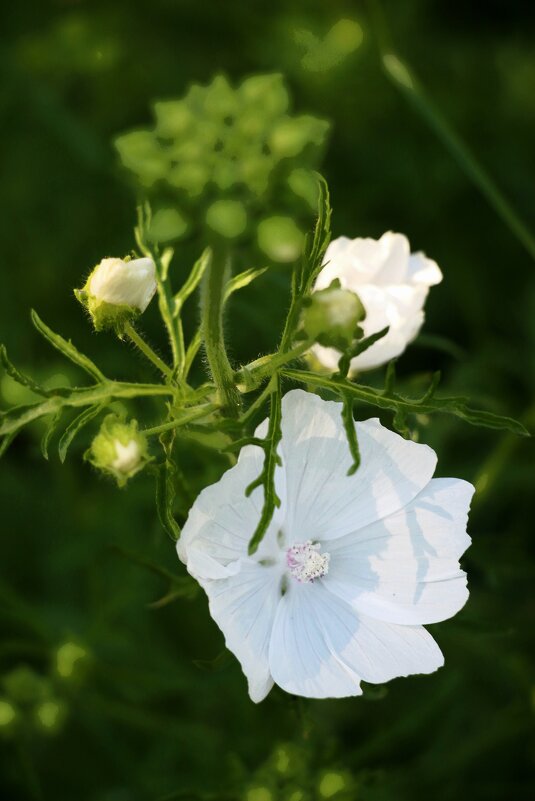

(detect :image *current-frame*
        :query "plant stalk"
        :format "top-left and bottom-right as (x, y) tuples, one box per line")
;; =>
(200, 243), (241, 417)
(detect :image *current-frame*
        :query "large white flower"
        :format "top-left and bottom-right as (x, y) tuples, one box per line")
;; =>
(178, 390), (473, 702)
(310, 232), (443, 372)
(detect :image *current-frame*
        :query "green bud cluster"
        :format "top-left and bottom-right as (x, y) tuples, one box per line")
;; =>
(115, 73), (329, 261)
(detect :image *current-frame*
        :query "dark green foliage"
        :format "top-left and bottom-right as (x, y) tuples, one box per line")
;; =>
(0, 2), (534, 800)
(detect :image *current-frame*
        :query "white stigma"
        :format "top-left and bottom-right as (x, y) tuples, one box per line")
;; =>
(286, 541), (330, 583)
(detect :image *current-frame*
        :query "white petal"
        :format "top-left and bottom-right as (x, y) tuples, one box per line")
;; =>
(268, 582), (363, 698)
(178, 438), (283, 580)
(408, 252), (443, 286)
(374, 232), (411, 284)
(201, 561), (283, 702)
(324, 478), (474, 624)
(90, 257), (156, 311)
(268, 582), (443, 697)
(279, 390), (436, 544)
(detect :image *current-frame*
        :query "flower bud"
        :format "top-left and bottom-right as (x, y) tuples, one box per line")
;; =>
(86, 415), (150, 487)
(75, 256), (156, 332)
(302, 284), (365, 350)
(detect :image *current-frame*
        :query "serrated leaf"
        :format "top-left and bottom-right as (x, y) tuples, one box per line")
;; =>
(174, 247), (211, 316)
(0, 431), (18, 459)
(184, 329), (202, 377)
(248, 377), (283, 554)
(223, 265), (268, 304)
(155, 432), (181, 540)
(341, 394), (360, 475)
(301, 174), (332, 294)
(281, 368), (530, 437)
(31, 310), (106, 383)
(41, 410), (63, 459)
(0, 345), (52, 398)
(0, 381), (173, 438)
(337, 326), (390, 378)
(58, 404), (106, 463)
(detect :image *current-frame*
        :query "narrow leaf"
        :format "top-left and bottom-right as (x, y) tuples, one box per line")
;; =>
(58, 404), (106, 463)
(41, 411), (63, 460)
(31, 310), (106, 382)
(174, 248), (211, 315)
(0, 432), (18, 459)
(223, 266), (268, 304)
(0, 345), (51, 398)
(155, 432), (181, 540)
(281, 368), (530, 437)
(341, 394), (360, 475)
(337, 326), (390, 378)
(248, 378), (283, 555)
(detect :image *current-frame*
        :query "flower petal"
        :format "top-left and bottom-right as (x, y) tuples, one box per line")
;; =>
(268, 581), (443, 697)
(324, 478), (474, 624)
(201, 561), (283, 702)
(279, 390), (437, 544)
(178, 437), (284, 580)
(268, 582), (363, 698)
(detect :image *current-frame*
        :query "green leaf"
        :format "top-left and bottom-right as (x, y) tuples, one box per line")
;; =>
(40, 410), (63, 460)
(174, 248), (211, 316)
(247, 377), (283, 554)
(300, 174), (332, 295)
(337, 326), (390, 378)
(31, 310), (106, 383)
(223, 265), (268, 304)
(0, 431), (18, 459)
(155, 432), (181, 540)
(58, 404), (106, 463)
(281, 368), (530, 437)
(0, 345), (53, 398)
(341, 394), (360, 475)
(0, 381), (173, 439)
(183, 330), (202, 378)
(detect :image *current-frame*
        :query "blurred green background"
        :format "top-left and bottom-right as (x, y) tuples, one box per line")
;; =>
(1, 1), (534, 799)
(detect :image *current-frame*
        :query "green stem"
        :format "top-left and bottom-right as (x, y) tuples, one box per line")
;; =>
(124, 322), (173, 380)
(142, 403), (218, 437)
(153, 251), (184, 371)
(368, 0), (535, 261)
(200, 243), (241, 417)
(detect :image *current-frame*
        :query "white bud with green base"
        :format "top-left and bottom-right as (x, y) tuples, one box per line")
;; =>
(302, 281), (365, 351)
(75, 256), (157, 333)
(86, 415), (151, 487)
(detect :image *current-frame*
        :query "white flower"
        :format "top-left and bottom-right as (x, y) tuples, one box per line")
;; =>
(310, 232), (442, 372)
(178, 389), (473, 702)
(88, 257), (156, 312)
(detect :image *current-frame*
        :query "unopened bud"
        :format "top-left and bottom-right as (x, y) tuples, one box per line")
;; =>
(86, 415), (150, 487)
(303, 285), (365, 349)
(75, 256), (156, 332)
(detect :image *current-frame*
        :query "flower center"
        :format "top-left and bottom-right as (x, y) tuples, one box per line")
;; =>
(286, 541), (330, 583)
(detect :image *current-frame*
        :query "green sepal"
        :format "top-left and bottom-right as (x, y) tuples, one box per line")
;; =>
(74, 288), (139, 337)
(85, 413), (151, 487)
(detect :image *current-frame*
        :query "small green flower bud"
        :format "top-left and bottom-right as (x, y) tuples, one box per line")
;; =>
(75, 256), (156, 333)
(86, 415), (151, 487)
(302, 285), (365, 349)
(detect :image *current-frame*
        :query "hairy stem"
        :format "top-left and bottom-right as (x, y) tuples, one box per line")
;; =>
(124, 322), (173, 380)
(200, 243), (241, 417)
